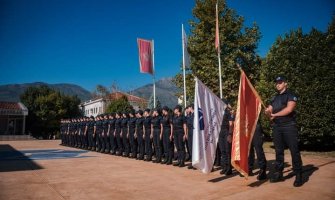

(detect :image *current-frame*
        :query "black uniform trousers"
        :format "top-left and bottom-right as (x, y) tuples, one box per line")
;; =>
(273, 123), (302, 173)
(248, 124), (267, 171)
(109, 130), (116, 153)
(82, 132), (88, 148)
(145, 129), (152, 159)
(137, 133), (145, 159)
(186, 129), (193, 161)
(162, 129), (173, 162)
(122, 128), (130, 156)
(88, 132), (95, 149)
(218, 130), (232, 170)
(96, 131), (103, 151)
(174, 130), (185, 163)
(153, 129), (162, 161)
(129, 128), (137, 157)
(115, 129), (123, 153)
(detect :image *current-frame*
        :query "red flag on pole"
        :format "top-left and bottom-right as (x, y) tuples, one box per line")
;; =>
(215, 3), (220, 53)
(231, 69), (262, 178)
(137, 38), (153, 75)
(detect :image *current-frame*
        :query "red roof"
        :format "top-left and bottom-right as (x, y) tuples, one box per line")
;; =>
(0, 101), (21, 110)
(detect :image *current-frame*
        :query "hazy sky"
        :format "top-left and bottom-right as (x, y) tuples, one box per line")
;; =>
(0, 0), (333, 92)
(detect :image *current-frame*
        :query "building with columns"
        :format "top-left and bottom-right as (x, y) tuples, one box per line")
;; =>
(0, 101), (28, 135)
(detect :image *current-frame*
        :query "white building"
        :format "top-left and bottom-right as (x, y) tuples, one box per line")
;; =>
(79, 92), (148, 117)
(79, 98), (107, 117)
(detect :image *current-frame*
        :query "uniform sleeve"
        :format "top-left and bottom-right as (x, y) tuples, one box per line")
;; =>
(288, 92), (298, 102)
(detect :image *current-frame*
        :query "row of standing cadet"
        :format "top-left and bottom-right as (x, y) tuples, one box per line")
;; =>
(61, 105), (197, 168)
(60, 104), (267, 178)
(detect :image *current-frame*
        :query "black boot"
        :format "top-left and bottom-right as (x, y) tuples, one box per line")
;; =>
(257, 169), (267, 180)
(270, 171), (283, 183)
(225, 167), (232, 175)
(248, 169), (254, 176)
(161, 159), (167, 164)
(173, 160), (180, 166)
(293, 172), (303, 187)
(166, 158), (172, 165)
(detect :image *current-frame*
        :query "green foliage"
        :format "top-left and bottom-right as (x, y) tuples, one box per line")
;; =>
(106, 95), (133, 113)
(148, 94), (161, 109)
(20, 85), (81, 138)
(258, 17), (335, 149)
(92, 84), (110, 98)
(174, 0), (261, 106)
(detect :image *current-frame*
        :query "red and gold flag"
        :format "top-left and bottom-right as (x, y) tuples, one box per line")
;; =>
(231, 70), (262, 178)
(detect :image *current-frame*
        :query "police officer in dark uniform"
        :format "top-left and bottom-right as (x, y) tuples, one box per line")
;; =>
(248, 121), (267, 180)
(72, 119), (77, 147)
(82, 117), (88, 149)
(87, 116), (96, 151)
(135, 110), (145, 160)
(219, 107), (234, 175)
(63, 119), (67, 145)
(121, 112), (130, 157)
(60, 119), (65, 145)
(95, 115), (103, 152)
(143, 109), (152, 161)
(76, 118), (81, 148)
(151, 108), (162, 163)
(161, 106), (173, 165)
(172, 105), (187, 167)
(102, 114), (109, 153)
(128, 110), (137, 158)
(115, 112), (123, 156)
(185, 104), (194, 169)
(265, 75), (303, 187)
(108, 113), (116, 155)
(78, 117), (84, 148)
(70, 118), (76, 147)
(65, 119), (70, 146)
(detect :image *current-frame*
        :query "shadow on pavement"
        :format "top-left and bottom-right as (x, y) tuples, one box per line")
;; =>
(248, 160), (334, 187)
(0, 144), (43, 172)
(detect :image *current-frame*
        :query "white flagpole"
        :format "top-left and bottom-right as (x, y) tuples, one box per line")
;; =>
(152, 39), (156, 108)
(216, 3), (223, 99)
(182, 24), (187, 108)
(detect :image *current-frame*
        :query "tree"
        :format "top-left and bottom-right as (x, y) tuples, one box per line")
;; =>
(174, 0), (261, 106)
(20, 86), (81, 138)
(258, 17), (335, 149)
(94, 84), (110, 98)
(106, 95), (133, 113)
(148, 94), (161, 109)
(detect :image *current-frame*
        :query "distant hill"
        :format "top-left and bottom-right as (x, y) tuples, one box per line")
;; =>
(131, 77), (180, 108)
(0, 82), (92, 102)
(0, 78), (180, 108)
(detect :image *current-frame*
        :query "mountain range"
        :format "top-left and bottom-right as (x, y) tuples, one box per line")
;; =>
(0, 78), (180, 108)
(131, 77), (180, 108)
